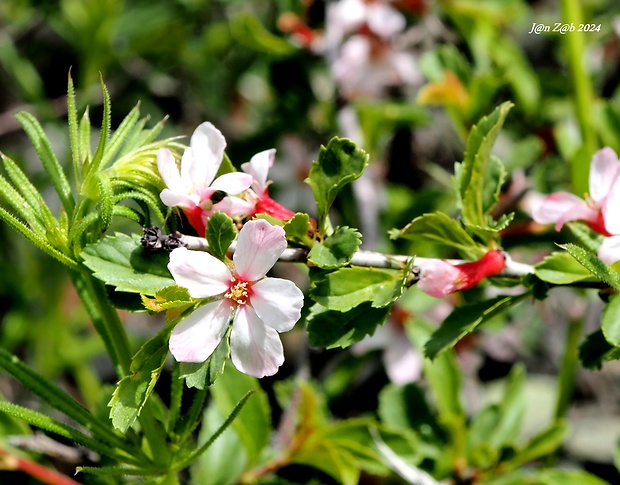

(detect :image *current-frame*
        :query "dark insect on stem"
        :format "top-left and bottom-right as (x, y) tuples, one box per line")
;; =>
(141, 227), (186, 252)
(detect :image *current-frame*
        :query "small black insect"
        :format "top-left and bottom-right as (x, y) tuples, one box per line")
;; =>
(141, 227), (186, 252)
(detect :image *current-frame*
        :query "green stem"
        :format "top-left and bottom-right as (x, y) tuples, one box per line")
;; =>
(71, 268), (171, 467)
(561, 0), (597, 194)
(554, 318), (583, 422)
(70, 269), (132, 377)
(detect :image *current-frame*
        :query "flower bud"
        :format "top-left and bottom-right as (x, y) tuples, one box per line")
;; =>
(416, 250), (506, 298)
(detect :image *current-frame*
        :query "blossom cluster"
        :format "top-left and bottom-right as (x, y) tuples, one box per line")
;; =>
(158, 121), (509, 381)
(532, 147), (620, 264)
(157, 122), (296, 236)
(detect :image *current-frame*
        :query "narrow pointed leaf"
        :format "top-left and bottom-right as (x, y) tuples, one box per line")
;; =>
(14, 111), (74, 214)
(561, 243), (620, 291)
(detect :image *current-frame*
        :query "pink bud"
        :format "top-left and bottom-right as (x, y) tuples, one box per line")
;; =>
(417, 250), (506, 298)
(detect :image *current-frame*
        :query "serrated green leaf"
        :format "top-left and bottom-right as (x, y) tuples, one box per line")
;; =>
(306, 137), (369, 233)
(561, 243), (620, 291)
(310, 267), (404, 312)
(210, 365), (271, 466)
(482, 156), (507, 215)
(579, 330), (620, 369)
(307, 226), (361, 269)
(534, 252), (595, 284)
(283, 212), (312, 245)
(307, 302), (390, 349)
(457, 101), (513, 227)
(424, 294), (528, 360)
(108, 323), (173, 433)
(179, 327), (231, 389)
(389, 211), (483, 259)
(81, 233), (175, 295)
(206, 211), (236, 259)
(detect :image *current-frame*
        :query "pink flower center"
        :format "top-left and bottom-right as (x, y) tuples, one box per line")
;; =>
(225, 276), (251, 306)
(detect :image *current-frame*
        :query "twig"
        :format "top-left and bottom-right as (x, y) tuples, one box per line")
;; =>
(172, 233), (535, 279)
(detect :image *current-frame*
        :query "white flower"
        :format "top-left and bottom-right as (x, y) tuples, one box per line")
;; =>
(167, 220), (304, 378)
(157, 122), (253, 234)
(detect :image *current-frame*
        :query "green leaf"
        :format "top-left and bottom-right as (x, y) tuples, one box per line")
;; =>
(561, 243), (620, 291)
(89, 76), (112, 175)
(283, 212), (312, 246)
(210, 365), (271, 466)
(532, 470), (609, 485)
(378, 383), (442, 440)
(191, 404), (247, 485)
(307, 302), (390, 349)
(491, 364), (525, 448)
(0, 348), (112, 440)
(602, 294), (620, 347)
(230, 11), (296, 56)
(306, 137), (369, 232)
(407, 321), (465, 420)
(179, 327), (231, 389)
(389, 211), (483, 259)
(108, 323), (173, 433)
(310, 267), (406, 312)
(481, 156), (507, 215)
(15, 111), (75, 215)
(425, 294), (529, 360)
(0, 401), (139, 464)
(142, 285), (192, 313)
(307, 226), (361, 269)
(81, 233), (175, 295)
(579, 330), (620, 369)
(501, 422), (568, 471)
(534, 252), (595, 284)
(206, 211), (236, 259)
(456, 101), (513, 227)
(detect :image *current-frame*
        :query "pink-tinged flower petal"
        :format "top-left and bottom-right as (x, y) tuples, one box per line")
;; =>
(250, 278), (303, 332)
(234, 220), (287, 281)
(189, 122), (227, 186)
(241, 149), (275, 195)
(555, 200), (599, 231)
(168, 247), (231, 298)
(590, 147), (620, 204)
(383, 334), (421, 385)
(158, 148), (183, 193)
(603, 183), (620, 235)
(416, 259), (462, 298)
(531, 192), (590, 229)
(179, 148), (198, 190)
(230, 305), (284, 378)
(169, 300), (231, 363)
(209, 172), (254, 195)
(159, 189), (198, 210)
(366, 3), (406, 38)
(213, 196), (255, 218)
(599, 236), (620, 264)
